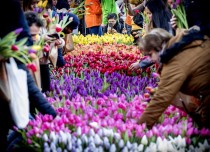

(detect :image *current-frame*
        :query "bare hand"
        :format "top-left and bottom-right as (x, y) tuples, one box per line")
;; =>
(170, 15), (177, 30)
(129, 61), (140, 71)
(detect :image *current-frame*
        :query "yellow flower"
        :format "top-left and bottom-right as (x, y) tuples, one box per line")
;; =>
(42, 0), (48, 8)
(37, 0), (43, 7)
(32, 45), (42, 51)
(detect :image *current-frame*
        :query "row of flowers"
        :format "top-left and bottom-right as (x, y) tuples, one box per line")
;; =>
(72, 33), (134, 45)
(18, 93), (210, 151)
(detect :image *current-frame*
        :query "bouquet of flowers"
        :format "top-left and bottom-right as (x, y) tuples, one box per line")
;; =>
(171, 0), (188, 29)
(0, 28), (42, 72)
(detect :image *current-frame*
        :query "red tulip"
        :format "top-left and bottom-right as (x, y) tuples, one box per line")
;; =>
(11, 45), (18, 51)
(55, 24), (62, 33)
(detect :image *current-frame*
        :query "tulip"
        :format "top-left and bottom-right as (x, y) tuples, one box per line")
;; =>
(55, 24), (62, 33)
(15, 28), (23, 35)
(141, 135), (148, 145)
(11, 45), (18, 51)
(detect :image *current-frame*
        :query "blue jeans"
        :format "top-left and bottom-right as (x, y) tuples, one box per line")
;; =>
(56, 48), (65, 68)
(88, 26), (103, 36)
(125, 24), (132, 35)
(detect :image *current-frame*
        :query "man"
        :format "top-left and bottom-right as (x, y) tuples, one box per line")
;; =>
(104, 13), (123, 34)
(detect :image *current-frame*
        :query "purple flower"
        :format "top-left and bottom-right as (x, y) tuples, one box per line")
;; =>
(28, 49), (37, 54)
(14, 28), (23, 35)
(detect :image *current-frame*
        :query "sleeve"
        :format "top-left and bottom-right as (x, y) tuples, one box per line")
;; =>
(87, 0), (102, 15)
(138, 60), (187, 128)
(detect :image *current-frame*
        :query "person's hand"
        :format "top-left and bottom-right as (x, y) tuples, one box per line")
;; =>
(122, 28), (127, 34)
(129, 61), (140, 71)
(54, 39), (62, 46)
(170, 15), (177, 30)
(44, 34), (56, 42)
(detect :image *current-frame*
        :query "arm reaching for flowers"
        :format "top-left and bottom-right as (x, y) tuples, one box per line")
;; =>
(138, 59), (187, 128)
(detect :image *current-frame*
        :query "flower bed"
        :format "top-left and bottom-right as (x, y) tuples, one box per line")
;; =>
(17, 36), (210, 151)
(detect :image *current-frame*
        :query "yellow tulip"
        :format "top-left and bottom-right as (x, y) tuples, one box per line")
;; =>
(42, 0), (48, 8)
(37, 0), (43, 7)
(32, 45), (41, 51)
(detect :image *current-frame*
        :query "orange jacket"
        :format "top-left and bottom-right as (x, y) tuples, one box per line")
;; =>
(85, 0), (102, 28)
(125, 14), (132, 26)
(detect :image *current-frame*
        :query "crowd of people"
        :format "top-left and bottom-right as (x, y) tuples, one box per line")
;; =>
(0, 0), (210, 151)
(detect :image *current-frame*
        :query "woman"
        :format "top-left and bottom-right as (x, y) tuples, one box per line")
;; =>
(23, 0), (40, 11)
(130, 0), (173, 71)
(138, 28), (210, 129)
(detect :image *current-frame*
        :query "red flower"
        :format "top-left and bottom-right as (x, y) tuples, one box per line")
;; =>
(11, 45), (18, 51)
(134, 9), (140, 14)
(27, 63), (37, 72)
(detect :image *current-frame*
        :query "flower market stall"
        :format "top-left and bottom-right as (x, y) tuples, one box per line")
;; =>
(15, 33), (210, 152)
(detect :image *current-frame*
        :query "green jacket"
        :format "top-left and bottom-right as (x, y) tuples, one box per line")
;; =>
(101, 0), (117, 25)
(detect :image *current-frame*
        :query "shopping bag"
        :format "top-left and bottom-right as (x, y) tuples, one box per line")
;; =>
(49, 44), (58, 68)
(5, 58), (29, 129)
(0, 60), (11, 103)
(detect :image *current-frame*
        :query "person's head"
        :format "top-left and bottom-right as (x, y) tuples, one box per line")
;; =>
(144, 7), (153, 22)
(139, 28), (172, 62)
(25, 11), (44, 42)
(23, 0), (40, 11)
(145, 0), (172, 32)
(107, 13), (118, 26)
(62, 13), (80, 34)
(47, 0), (58, 9)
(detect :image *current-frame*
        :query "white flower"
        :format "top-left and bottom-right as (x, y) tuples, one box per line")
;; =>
(77, 138), (82, 146)
(118, 139), (124, 148)
(141, 135), (148, 145)
(44, 147), (50, 152)
(59, 131), (67, 144)
(67, 142), (72, 151)
(103, 128), (109, 136)
(122, 146), (128, 152)
(89, 122), (100, 129)
(109, 144), (117, 152)
(89, 128), (95, 136)
(76, 127), (82, 136)
(88, 136), (94, 144)
(132, 142), (138, 150)
(94, 134), (102, 145)
(203, 140), (210, 149)
(49, 132), (56, 142)
(89, 142), (96, 149)
(50, 142), (56, 151)
(157, 137), (167, 152)
(145, 142), (157, 152)
(98, 129), (103, 137)
(114, 133), (121, 141)
(137, 144), (144, 151)
(98, 146), (104, 152)
(43, 134), (49, 142)
(126, 141), (132, 150)
(56, 147), (62, 152)
(81, 134), (88, 144)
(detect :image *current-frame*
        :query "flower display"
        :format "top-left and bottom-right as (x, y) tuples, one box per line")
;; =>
(72, 33), (134, 45)
(14, 33), (210, 151)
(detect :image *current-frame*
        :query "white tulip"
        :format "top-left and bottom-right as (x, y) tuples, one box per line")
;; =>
(109, 144), (117, 152)
(145, 142), (157, 152)
(98, 129), (103, 137)
(126, 141), (132, 150)
(114, 133), (121, 141)
(118, 139), (124, 148)
(89, 122), (100, 129)
(94, 134), (102, 145)
(141, 135), (148, 145)
(89, 128), (95, 136)
(122, 146), (128, 152)
(50, 142), (56, 151)
(88, 136), (94, 143)
(81, 134), (88, 144)
(137, 144), (144, 151)
(56, 147), (62, 152)
(76, 127), (82, 136)
(43, 134), (49, 142)
(67, 142), (72, 151)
